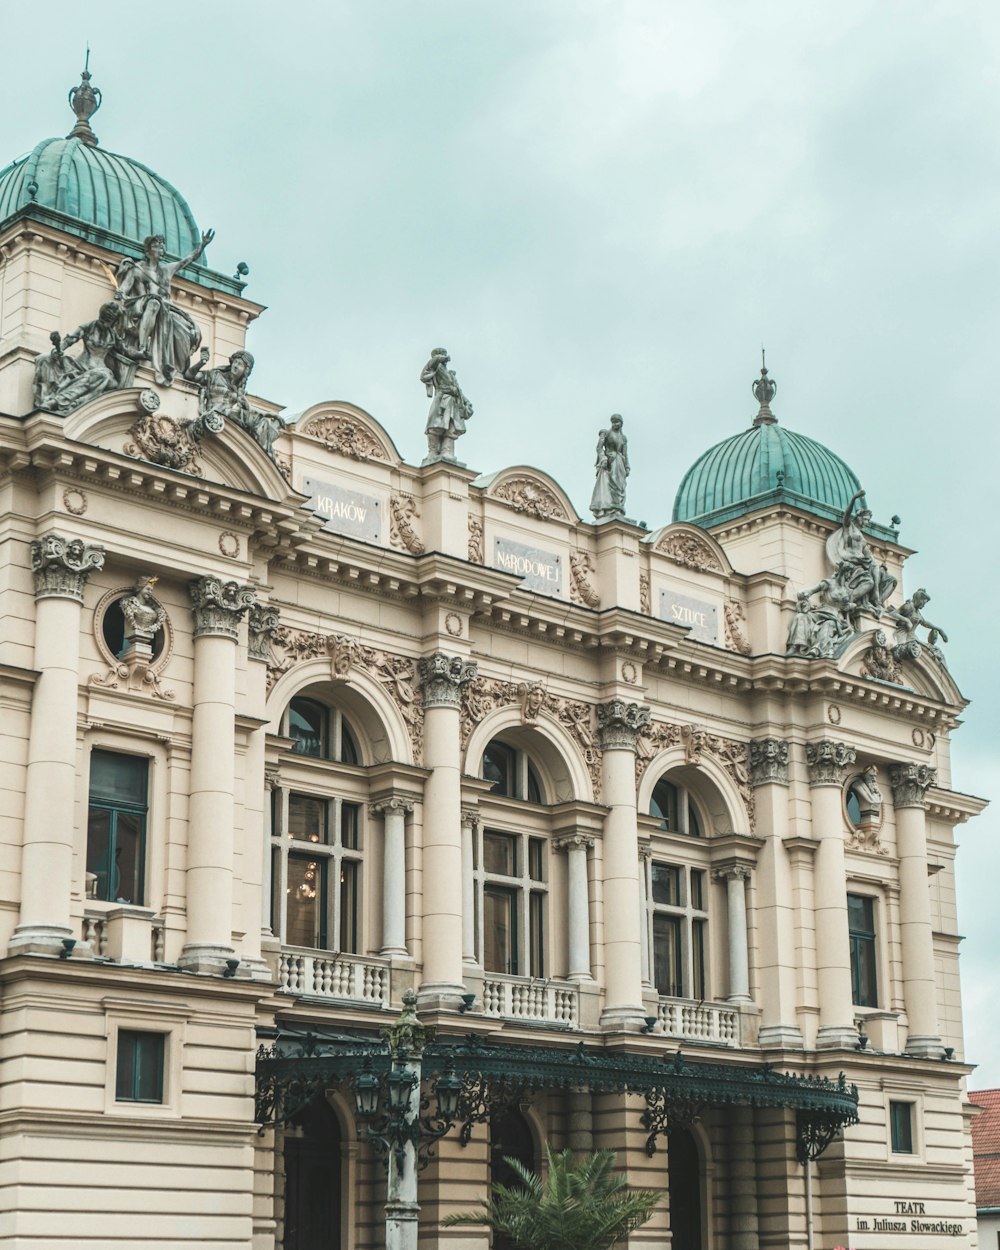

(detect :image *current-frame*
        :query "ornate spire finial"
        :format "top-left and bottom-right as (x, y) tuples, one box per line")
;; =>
(67, 52), (101, 148)
(752, 348), (777, 426)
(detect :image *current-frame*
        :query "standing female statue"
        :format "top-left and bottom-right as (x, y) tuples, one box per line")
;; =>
(115, 230), (214, 385)
(590, 413), (630, 519)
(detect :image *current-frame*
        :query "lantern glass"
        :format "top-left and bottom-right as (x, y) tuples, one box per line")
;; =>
(354, 1069), (380, 1120)
(387, 1067), (414, 1114)
(436, 1069), (463, 1122)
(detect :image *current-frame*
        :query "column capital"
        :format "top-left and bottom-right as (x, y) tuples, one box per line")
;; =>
(264, 766), (282, 790)
(460, 806), (480, 828)
(247, 604), (280, 662)
(596, 699), (651, 751)
(553, 832), (595, 853)
(889, 762), (937, 809)
(369, 796), (415, 818)
(806, 739), (856, 787)
(189, 576), (257, 640)
(749, 737), (789, 787)
(418, 651), (477, 708)
(30, 532), (105, 601)
(712, 862), (752, 883)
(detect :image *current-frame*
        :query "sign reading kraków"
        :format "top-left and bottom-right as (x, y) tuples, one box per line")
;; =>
(300, 476), (383, 543)
(659, 589), (719, 644)
(493, 536), (564, 597)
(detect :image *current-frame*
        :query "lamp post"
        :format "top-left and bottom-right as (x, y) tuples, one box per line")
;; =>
(352, 989), (462, 1250)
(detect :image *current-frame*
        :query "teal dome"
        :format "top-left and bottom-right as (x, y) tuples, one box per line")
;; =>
(0, 135), (202, 260)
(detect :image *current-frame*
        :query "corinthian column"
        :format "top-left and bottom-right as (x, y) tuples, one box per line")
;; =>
(597, 700), (649, 1028)
(890, 762), (941, 1057)
(555, 834), (594, 980)
(807, 739), (858, 1049)
(417, 652), (476, 1009)
(180, 577), (256, 972)
(750, 737), (803, 1047)
(11, 534), (105, 953)
(713, 864), (752, 1004)
(371, 797), (413, 958)
(242, 605), (279, 975)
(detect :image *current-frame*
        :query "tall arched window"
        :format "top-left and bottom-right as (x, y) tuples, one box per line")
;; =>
(270, 694), (367, 953)
(650, 776), (702, 836)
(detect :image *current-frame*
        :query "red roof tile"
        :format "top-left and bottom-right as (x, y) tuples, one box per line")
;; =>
(970, 1090), (1000, 1209)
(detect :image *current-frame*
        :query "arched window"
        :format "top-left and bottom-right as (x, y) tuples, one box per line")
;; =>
(270, 696), (366, 953)
(482, 738), (544, 803)
(650, 776), (702, 836)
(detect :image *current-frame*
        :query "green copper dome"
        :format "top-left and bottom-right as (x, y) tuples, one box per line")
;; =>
(0, 136), (202, 260)
(673, 362), (893, 536)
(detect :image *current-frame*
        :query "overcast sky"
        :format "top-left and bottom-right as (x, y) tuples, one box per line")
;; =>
(6, 2), (998, 1081)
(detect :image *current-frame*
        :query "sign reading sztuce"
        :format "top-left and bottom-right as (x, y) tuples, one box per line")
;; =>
(493, 536), (564, 598)
(300, 476), (383, 543)
(658, 589), (719, 644)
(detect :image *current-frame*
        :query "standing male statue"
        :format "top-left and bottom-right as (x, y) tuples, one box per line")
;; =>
(421, 348), (473, 463)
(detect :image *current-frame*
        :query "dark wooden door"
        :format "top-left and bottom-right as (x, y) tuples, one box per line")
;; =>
(284, 1099), (342, 1250)
(668, 1127), (703, 1250)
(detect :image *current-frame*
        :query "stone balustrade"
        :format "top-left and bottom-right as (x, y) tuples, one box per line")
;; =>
(277, 948), (388, 1005)
(481, 975), (579, 1027)
(656, 996), (740, 1046)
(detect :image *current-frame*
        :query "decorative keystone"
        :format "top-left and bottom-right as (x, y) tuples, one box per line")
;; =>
(805, 739), (856, 787)
(889, 762), (937, 809)
(30, 532), (105, 601)
(418, 651), (477, 708)
(596, 700), (651, 751)
(749, 737), (790, 787)
(189, 576), (257, 640)
(247, 604), (281, 662)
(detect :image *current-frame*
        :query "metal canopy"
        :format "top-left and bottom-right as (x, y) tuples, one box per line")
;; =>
(255, 1028), (859, 1160)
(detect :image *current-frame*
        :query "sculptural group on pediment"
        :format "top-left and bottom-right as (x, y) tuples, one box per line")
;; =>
(786, 488), (949, 669)
(33, 230), (284, 471)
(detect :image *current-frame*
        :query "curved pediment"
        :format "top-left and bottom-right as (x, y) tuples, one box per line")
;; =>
(476, 466), (581, 524)
(292, 401), (403, 466)
(840, 629), (966, 705)
(644, 521), (733, 576)
(62, 388), (299, 502)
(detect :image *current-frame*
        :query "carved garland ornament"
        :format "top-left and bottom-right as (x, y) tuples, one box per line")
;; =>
(302, 416), (388, 462)
(723, 601), (751, 655)
(460, 675), (602, 801)
(569, 549), (600, 608)
(468, 515), (484, 564)
(656, 532), (723, 574)
(389, 494), (425, 555)
(491, 476), (568, 521)
(635, 718), (756, 833)
(639, 573), (651, 615)
(266, 626), (424, 761)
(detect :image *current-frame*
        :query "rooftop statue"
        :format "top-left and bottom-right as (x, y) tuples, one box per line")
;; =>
(421, 348), (473, 463)
(890, 588), (948, 664)
(33, 301), (143, 414)
(115, 230), (214, 386)
(590, 414), (630, 520)
(191, 350), (281, 458)
(826, 488), (897, 625)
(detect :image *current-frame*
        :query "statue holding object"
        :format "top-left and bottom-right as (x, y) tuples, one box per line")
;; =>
(33, 301), (144, 414)
(421, 348), (473, 463)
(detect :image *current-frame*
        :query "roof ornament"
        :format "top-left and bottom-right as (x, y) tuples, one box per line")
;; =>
(752, 348), (777, 426)
(67, 50), (102, 148)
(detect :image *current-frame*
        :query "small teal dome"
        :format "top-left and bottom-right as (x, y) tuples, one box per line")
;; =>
(0, 135), (202, 260)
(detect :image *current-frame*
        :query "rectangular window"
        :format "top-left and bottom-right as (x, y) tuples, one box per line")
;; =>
(848, 893), (878, 1007)
(288, 793), (328, 844)
(653, 914), (683, 997)
(87, 750), (148, 905)
(651, 863), (682, 906)
(890, 1100), (914, 1153)
(528, 838), (544, 882)
(341, 802), (360, 850)
(690, 870), (705, 912)
(483, 831), (517, 877)
(484, 885), (518, 974)
(529, 892), (545, 977)
(339, 861), (358, 953)
(692, 918), (707, 1000)
(286, 854), (328, 948)
(115, 1030), (165, 1103)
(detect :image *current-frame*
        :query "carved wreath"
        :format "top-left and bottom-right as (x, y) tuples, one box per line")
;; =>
(491, 476), (568, 521)
(302, 416), (388, 462)
(656, 532), (723, 573)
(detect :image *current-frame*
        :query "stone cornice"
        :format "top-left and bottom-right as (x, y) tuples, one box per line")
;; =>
(748, 654), (968, 719)
(925, 787), (990, 823)
(708, 832), (764, 866)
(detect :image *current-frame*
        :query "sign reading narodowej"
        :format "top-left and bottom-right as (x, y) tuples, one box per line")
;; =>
(300, 476), (383, 543)
(659, 589), (719, 644)
(493, 536), (565, 598)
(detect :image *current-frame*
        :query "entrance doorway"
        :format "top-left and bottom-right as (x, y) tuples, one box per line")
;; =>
(284, 1096), (342, 1250)
(668, 1126), (703, 1250)
(490, 1107), (536, 1250)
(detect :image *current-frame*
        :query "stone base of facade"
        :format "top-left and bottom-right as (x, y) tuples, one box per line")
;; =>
(906, 1033), (945, 1058)
(415, 980), (467, 1011)
(759, 1024), (805, 1048)
(8, 923), (79, 957)
(816, 1024), (861, 1050)
(177, 942), (238, 974)
(599, 1004), (648, 1030)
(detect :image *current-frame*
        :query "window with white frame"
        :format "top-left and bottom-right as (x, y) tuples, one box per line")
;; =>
(646, 860), (709, 999)
(86, 749), (149, 905)
(477, 736), (548, 977)
(270, 696), (367, 953)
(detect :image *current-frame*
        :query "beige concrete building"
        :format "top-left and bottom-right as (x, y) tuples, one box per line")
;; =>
(0, 70), (988, 1249)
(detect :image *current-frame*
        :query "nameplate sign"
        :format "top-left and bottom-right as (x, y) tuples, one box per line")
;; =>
(300, 476), (383, 543)
(493, 537), (564, 598)
(659, 590), (719, 644)
(854, 1200), (963, 1236)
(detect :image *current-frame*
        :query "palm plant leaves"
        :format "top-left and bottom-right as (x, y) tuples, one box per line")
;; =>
(443, 1144), (662, 1250)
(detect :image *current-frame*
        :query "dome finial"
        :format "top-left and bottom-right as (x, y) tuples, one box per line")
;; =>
(752, 347), (777, 426)
(67, 50), (101, 148)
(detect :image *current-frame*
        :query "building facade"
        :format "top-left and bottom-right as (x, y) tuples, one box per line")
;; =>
(0, 72), (987, 1249)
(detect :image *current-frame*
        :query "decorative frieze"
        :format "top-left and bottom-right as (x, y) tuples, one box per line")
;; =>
(596, 700), (651, 751)
(189, 576), (257, 640)
(889, 762), (937, 809)
(805, 739), (856, 787)
(749, 738), (789, 787)
(247, 604), (281, 663)
(30, 532), (105, 601)
(419, 651), (478, 709)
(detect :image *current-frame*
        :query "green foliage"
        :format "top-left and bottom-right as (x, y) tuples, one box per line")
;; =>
(443, 1143), (662, 1250)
